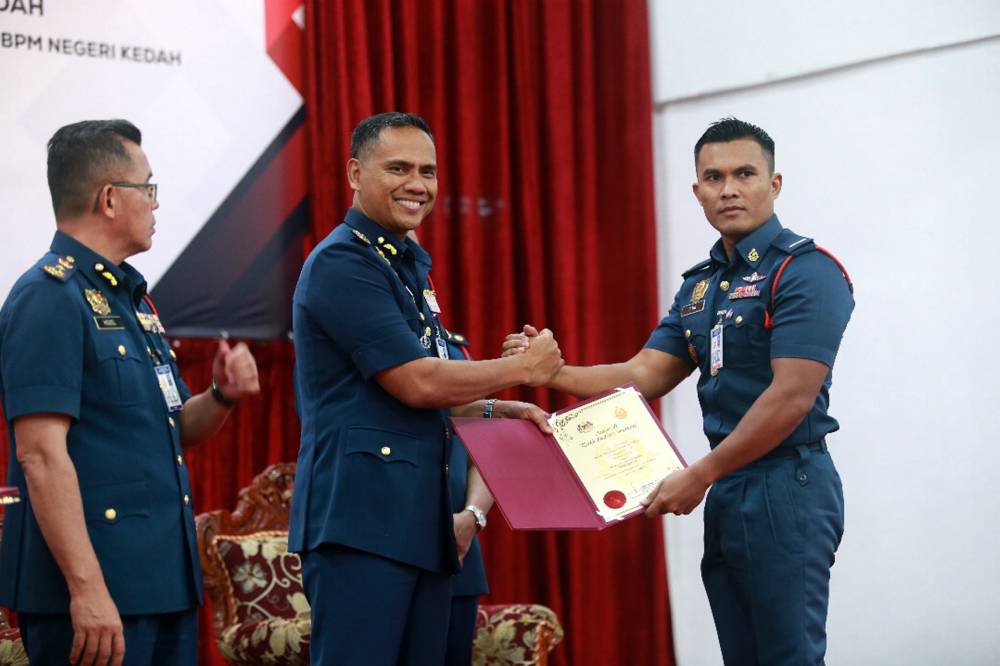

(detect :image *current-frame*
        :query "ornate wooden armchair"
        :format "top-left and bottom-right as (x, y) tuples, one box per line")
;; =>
(0, 517), (28, 666)
(196, 463), (563, 665)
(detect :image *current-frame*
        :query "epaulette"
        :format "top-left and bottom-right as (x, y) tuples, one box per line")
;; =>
(773, 229), (815, 256)
(681, 258), (713, 279)
(39, 255), (77, 282)
(351, 228), (372, 245)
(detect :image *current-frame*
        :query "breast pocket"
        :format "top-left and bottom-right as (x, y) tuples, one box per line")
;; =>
(724, 302), (770, 368)
(92, 336), (147, 406)
(337, 426), (429, 526)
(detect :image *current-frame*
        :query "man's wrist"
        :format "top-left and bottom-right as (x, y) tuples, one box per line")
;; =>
(210, 378), (236, 408)
(465, 504), (487, 531)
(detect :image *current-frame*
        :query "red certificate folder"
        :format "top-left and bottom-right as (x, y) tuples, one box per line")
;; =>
(452, 386), (685, 531)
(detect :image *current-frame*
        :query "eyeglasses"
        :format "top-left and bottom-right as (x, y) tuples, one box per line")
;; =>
(112, 181), (157, 202)
(92, 181), (158, 212)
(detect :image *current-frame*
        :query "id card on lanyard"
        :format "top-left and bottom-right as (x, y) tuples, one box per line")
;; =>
(155, 364), (184, 412)
(710, 323), (723, 376)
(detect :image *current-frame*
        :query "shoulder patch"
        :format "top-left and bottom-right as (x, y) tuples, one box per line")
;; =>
(681, 258), (713, 279)
(40, 255), (76, 282)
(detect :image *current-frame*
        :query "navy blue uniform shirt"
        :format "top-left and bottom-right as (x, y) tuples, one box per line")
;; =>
(444, 334), (488, 598)
(289, 208), (458, 574)
(0, 231), (200, 614)
(646, 215), (854, 448)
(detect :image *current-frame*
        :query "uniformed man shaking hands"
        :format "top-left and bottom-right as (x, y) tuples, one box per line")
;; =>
(505, 118), (854, 666)
(289, 112), (562, 666)
(0, 119), (260, 666)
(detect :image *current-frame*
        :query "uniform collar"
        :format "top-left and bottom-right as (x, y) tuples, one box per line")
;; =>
(343, 207), (431, 270)
(709, 214), (783, 268)
(50, 230), (147, 303)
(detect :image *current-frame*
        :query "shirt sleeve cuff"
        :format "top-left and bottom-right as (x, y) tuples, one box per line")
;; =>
(3, 386), (81, 421)
(644, 337), (690, 362)
(353, 331), (430, 380)
(770, 343), (837, 368)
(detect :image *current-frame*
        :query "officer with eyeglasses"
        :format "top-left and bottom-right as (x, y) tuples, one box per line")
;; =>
(0, 119), (261, 666)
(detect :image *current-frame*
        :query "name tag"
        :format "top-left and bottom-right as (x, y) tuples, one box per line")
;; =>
(155, 364), (184, 412)
(93, 315), (124, 330)
(424, 289), (442, 314)
(681, 301), (705, 317)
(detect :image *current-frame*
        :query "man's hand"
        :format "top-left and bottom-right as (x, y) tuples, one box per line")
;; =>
(453, 510), (477, 565)
(211, 340), (261, 402)
(69, 584), (125, 666)
(517, 327), (562, 386)
(641, 466), (712, 517)
(492, 399), (552, 435)
(501, 324), (539, 357)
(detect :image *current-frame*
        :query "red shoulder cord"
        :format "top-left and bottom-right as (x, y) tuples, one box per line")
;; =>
(142, 294), (159, 316)
(763, 247), (853, 330)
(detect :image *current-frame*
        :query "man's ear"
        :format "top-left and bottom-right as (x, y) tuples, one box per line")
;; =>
(347, 158), (362, 192)
(94, 184), (117, 219)
(771, 171), (783, 199)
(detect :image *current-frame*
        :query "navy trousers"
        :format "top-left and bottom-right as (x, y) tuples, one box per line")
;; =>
(702, 446), (844, 666)
(302, 543), (451, 666)
(444, 595), (479, 666)
(19, 608), (197, 665)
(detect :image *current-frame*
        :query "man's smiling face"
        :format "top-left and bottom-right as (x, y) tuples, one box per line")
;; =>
(348, 126), (438, 238)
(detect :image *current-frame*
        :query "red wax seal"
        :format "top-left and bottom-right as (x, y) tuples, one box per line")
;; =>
(603, 490), (626, 509)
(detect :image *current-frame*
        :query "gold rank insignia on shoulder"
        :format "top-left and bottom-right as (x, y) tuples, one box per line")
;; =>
(351, 229), (371, 245)
(84, 288), (112, 315)
(748, 248), (760, 262)
(40, 255), (76, 281)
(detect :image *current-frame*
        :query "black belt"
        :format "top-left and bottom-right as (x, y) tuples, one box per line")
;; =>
(758, 439), (827, 461)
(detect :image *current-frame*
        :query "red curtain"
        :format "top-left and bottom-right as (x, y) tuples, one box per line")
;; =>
(304, 1), (673, 665)
(1, 1), (675, 664)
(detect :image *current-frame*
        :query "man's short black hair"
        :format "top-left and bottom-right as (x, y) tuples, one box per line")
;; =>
(350, 112), (433, 159)
(47, 119), (142, 218)
(694, 117), (775, 172)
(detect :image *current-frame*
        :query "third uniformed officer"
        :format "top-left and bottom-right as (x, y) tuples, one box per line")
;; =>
(505, 117), (854, 665)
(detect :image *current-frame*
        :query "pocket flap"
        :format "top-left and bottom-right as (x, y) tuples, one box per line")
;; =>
(344, 426), (421, 466)
(82, 480), (151, 523)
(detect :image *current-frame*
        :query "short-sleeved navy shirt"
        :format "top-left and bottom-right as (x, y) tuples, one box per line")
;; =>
(443, 333), (488, 597)
(0, 231), (200, 614)
(646, 215), (854, 448)
(289, 208), (457, 574)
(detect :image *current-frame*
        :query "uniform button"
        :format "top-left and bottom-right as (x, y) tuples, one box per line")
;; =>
(685, 329), (692, 339)
(735, 315), (744, 325)
(183, 494), (190, 505)
(444, 464), (450, 474)
(719, 281), (730, 291)
(117, 344), (126, 356)
(380, 446), (391, 456)
(168, 417), (176, 428)
(95, 262), (105, 272)
(711, 368), (719, 377)
(66, 256), (75, 263)
(797, 471), (808, 484)
(146, 346), (153, 357)
(176, 455), (183, 466)
(169, 349), (177, 360)
(104, 508), (117, 521)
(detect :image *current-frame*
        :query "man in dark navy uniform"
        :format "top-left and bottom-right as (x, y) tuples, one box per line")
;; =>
(505, 118), (854, 665)
(289, 112), (562, 666)
(0, 119), (260, 666)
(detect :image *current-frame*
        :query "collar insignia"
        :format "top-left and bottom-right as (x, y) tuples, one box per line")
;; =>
(747, 248), (760, 262)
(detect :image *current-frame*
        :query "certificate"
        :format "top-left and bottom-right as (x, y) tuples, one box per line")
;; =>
(451, 385), (686, 530)
(549, 386), (685, 522)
